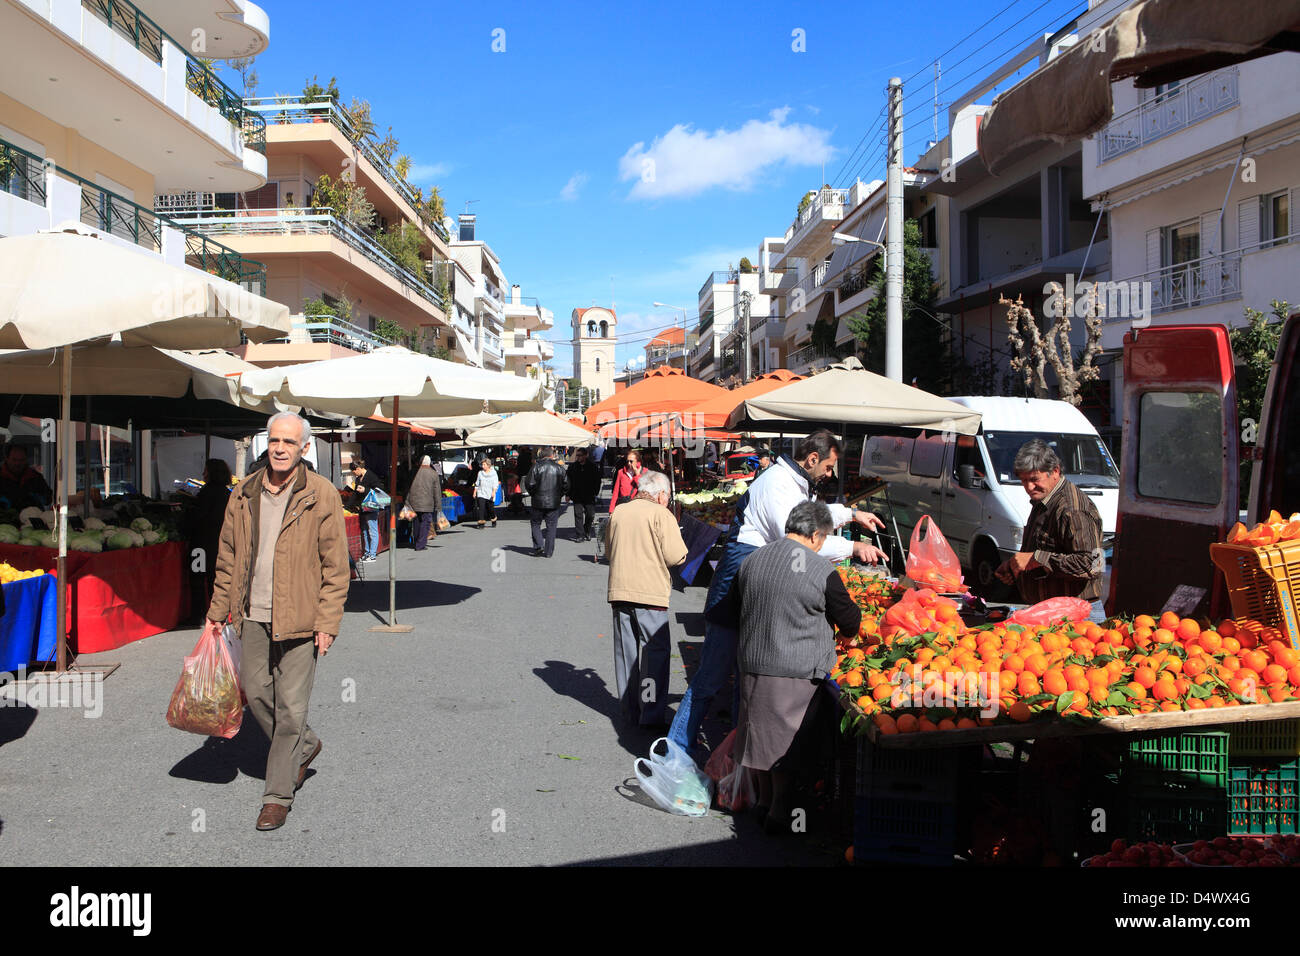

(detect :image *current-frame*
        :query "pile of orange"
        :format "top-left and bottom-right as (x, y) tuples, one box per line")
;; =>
(1226, 510), (1300, 546)
(831, 589), (1300, 734)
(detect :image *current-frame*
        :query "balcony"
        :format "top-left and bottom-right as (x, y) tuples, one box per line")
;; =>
(1098, 68), (1239, 164)
(169, 208), (446, 311)
(1111, 249), (1244, 320)
(786, 260), (831, 312)
(279, 315), (398, 351)
(784, 187), (849, 258)
(699, 269), (738, 300)
(137, 0), (270, 59)
(787, 343), (840, 373)
(244, 95), (448, 241)
(1, 136), (266, 291)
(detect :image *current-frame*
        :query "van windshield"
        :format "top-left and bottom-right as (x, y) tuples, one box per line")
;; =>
(983, 431), (1119, 488)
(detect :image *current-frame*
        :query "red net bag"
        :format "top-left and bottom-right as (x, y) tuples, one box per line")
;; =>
(1005, 596), (1093, 628)
(165, 626), (243, 739)
(906, 516), (968, 593)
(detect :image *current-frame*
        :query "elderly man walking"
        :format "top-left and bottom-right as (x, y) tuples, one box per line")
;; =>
(526, 446), (569, 558)
(566, 447), (602, 542)
(605, 469), (688, 730)
(406, 455), (441, 550)
(204, 412), (350, 831)
(996, 438), (1106, 621)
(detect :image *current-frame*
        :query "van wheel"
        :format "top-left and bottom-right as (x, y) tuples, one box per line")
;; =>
(972, 542), (1009, 601)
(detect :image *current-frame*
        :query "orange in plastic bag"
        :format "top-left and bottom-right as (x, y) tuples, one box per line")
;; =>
(165, 627), (243, 739)
(906, 516), (968, 593)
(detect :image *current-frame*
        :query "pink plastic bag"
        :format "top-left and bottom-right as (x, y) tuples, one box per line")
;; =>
(166, 627), (243, 739)
(704, 728), (757, 813)
(703, 728), (738, 782)
(906, 516), (967, 592)
(1006, 596), (1094, 628)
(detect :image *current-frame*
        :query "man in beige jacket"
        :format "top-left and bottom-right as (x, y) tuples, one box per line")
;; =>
(204, 412), (350, 831)
(605, 469), (688, 730)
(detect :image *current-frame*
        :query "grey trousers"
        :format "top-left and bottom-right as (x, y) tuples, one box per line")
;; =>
(611, 603), (671, 726)
(241, 619), (320, 807)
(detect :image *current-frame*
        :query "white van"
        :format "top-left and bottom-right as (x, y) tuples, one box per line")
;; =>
(861, 396), (1119, 592)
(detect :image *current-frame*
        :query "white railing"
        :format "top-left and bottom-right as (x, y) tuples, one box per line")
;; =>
(789, 260), (830, 304)
(267, 315), (398, 352)
(796, 187), (849, 230)
(1098, 68), (1239, 163)
(1111, 249), (1242, 320)
(170, 209), (446, 311)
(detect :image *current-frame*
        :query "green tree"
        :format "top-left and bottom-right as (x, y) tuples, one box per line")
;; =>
(310, 173), (374, 229)
(845, 219), (950, 392)
(373, 318), (409, 347)
(1231, 298), (1290, 509)
(375, 220), (426, 277)
(738, 256), (753, 273)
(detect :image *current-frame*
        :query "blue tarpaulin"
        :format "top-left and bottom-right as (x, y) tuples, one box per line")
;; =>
(0, 572), (57, 672)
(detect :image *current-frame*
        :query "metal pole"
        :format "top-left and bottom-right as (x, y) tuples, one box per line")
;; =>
(83, 396), (92, 517)
(886, 77), (905, 383)
(388, 398), (399, 627)
(57, 346), (71, 672)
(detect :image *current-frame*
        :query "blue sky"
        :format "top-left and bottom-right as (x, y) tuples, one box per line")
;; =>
(247, 0), (1085, 376)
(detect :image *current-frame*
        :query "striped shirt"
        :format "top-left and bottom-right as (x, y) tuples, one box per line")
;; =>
(1017, 477), (1104, 603)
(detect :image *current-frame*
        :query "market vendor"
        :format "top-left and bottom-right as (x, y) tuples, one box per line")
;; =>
(995, 438), (1105, 620)
(0, 443), (52, 510)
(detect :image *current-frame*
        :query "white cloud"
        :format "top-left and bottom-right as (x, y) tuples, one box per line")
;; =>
(407, 162), (450, 184)
(560, 172), (588, 201)
(618, 107), (833, 200)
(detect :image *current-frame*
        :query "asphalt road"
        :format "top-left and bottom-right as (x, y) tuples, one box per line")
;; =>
(0, 501), (836, 866)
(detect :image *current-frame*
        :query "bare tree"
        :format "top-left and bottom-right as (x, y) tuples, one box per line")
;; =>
(228, 56), (259, 96)
(1003, 291), (1102, 406)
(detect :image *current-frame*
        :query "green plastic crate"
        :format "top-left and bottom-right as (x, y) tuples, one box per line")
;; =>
(1228, 760), (1300, 835)
(1123, 730), (1229, 789)
(1228, 719), (1300, 758)
(855, 738), (977, 800)
(1125, 785), (1225, 842)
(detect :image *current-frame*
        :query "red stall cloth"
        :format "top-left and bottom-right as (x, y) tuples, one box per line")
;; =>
(343, 514), (391, 563)
(0, 541), (187, 654)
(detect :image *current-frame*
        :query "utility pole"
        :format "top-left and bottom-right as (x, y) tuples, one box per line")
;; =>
(886, 77), (904, 383)
(740, 290), (753, 381)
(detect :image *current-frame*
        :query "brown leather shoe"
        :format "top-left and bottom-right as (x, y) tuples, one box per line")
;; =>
(295, 740), (322, 792)
(256, 803), (288, 831)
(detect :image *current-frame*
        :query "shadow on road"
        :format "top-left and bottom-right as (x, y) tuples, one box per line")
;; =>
(563, 816), (834, 867)
(0, 702), (37, 749)
(533, 659), (667, 758)
(168, 718), (270, 784)
(346, 579), (481, 622)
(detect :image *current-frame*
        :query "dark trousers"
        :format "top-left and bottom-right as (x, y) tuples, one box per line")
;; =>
(572, 500), (596, 538)
(530, 506), (561, 556)
(413, 511), (434, 550)
(476, 496), (497, 523)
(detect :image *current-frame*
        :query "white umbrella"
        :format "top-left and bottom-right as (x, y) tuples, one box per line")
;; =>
(0, 228), (291, 671)
(463, 412), (595, 448)
(237, 346), (545, 631)
(405, 413), (502, 433)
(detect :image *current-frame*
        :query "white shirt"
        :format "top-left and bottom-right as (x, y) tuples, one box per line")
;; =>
(474, 467), (499, 499)
(735, 457), (854, 561)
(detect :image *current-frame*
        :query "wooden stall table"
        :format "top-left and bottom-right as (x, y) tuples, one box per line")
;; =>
(0, 541), (187, 654)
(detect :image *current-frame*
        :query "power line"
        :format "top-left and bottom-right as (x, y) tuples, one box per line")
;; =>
(831, 103), (888, 187)
(899, 0), (1040, 88)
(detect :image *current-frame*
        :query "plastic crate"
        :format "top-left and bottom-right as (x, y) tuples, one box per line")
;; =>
(853, 795), (955, 865)
(1123, 730), (1229, 788)
(1227, 760), (1300, 835)
(855, 738), (977, 800)
(1228, 719), (1300, 758)
(1209, 539), (1300, 651)
(1124, 785), (1225, 842)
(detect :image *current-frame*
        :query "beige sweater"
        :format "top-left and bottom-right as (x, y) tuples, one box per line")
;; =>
(606, 497), (689, 607)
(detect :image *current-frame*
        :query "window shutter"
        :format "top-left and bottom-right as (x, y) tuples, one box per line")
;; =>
(1146, 228), (1162, 273)
(1199, 210), (1220, 256)
(1290, 187), (1299, 242)
(1238, 196), (1260, 252)
(1200, 210), (1221, 298)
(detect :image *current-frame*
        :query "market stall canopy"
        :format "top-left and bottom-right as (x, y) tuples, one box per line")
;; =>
(978, 0), (1300, 175)
(724, 359), (982, 436)
(0, 229), (291, 349)
(405, 413), (502, 432)
(463, 411), (595, 448)
(581, 366), (731, 424)
(679, 369), (806, 429)
(237, 346), (545, 418)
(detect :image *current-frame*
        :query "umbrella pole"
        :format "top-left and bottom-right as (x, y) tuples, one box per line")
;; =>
(370, 396), (413, 633)
(56, 346), (70, 673)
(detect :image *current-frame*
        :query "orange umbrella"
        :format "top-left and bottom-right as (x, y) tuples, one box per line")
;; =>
(582, 366), (731, 423)
(678, 369), (805, 429)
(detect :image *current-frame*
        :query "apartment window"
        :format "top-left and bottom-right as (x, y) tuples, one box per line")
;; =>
(1148, 80), (1181, 104)
(1262, 190), (1291, 249)
(917, 207), (937, 248)
(1167, 219), (1200, 266)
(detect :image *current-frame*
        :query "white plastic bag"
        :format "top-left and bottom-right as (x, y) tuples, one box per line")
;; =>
(634, 737), (713, 816)
(220, 623), (241, 677)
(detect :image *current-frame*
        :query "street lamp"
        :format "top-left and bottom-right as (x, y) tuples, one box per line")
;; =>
(832, 232), (887, 274)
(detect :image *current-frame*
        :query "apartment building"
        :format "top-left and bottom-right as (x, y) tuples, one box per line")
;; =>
(689, 268), (767, 383)
(1073, 0), (1300, 417)
(1, 0), (269, 292)
(645, 325), (692, 373)
(502, 283), (557, 408)
(159, 89), (453, 366)
(448, 213), (511, 372)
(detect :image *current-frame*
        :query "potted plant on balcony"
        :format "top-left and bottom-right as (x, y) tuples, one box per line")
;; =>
(343, 97), (375, 144)
(302, 76), (339, 121)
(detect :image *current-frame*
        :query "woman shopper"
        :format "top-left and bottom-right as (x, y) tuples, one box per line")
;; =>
(349, 457), (386, 563)
(728, 500), (861, 834)
(406, 455), (441, 550)
(474, 455), (500, 528)
(609, 449), (642, 514)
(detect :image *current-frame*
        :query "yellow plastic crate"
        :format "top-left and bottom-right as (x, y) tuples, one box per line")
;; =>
(1210, 538), (1300, 652)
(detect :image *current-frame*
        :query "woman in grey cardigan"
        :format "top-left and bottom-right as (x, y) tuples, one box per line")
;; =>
(729, 500), (861, 833)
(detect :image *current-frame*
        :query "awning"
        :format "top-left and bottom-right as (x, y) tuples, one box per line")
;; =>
(978, 0), (1300, 176)
(453, 328), (482, 368)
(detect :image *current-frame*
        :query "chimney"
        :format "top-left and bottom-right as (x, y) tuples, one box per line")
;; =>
(458, 214), (476, 241)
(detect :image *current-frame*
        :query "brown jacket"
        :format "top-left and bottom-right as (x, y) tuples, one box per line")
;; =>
(606, 496), (689, 608)
(1018, 477), (1105, 603)
(207, 463), (350, 640)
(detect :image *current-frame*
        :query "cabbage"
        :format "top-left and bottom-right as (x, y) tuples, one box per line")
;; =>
(142, 530), (161, 545)
(731, 480), (748, 494)
(128, 530), (145, 547)
(37, 532), (55, 549)
(0, 524), (18, 544)
(69, 535), (102, 552)
(83, 517), (106, 531)
(106, 531), (136, 550)
(130, 517), (152, 532)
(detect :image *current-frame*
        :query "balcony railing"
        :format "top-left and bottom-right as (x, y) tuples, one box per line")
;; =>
(82, 0), (266, 154)
(244, 96), (448, 241)
(265, 315), (399, 352)
(838, 261), (879, 301)
(699, 269), (738, 299)
(788, 260), (831, 308)
(1111, 249), (1244, 320)
(788, 343), (840, 370)
(796, 188), (849, 229)
(0, 140), (47, 205)
(1098, 67), (1239, 164)
(170, 209), (446, 311)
